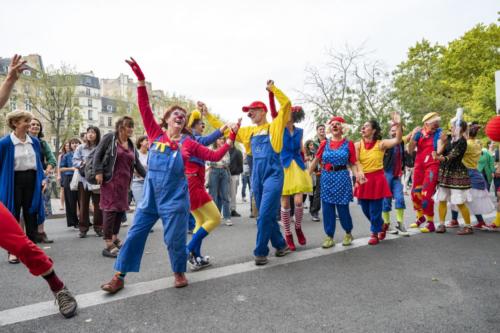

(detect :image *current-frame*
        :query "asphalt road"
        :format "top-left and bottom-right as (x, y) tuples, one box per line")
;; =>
(1, 195), (498, 332)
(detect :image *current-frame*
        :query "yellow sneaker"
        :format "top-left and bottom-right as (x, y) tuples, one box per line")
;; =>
(342, 234), (353, 246)
(322, 236), (335, 249)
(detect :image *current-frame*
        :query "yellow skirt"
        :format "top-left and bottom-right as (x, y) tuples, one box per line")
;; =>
(282, 160), (313, 196)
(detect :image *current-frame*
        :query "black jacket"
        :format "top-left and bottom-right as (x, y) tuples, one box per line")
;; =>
(93, 132), (146, 183)
(383, 142), (405, 172)
(229, 147), (243, 175)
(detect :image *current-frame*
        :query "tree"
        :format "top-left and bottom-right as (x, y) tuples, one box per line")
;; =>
(29, 66), (82, 156)
(440, 23), (500, 123)
(392, 39), (455, 127)
(300, 45), (398, 138)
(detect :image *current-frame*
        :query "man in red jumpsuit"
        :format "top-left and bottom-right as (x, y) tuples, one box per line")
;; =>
(407, 112), (442, 233)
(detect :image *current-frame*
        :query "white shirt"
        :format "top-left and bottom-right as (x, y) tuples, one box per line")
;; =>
(133, 151), (148, 181)
(10, 133), (37, 171)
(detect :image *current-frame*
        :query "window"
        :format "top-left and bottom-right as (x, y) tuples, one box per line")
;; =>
(86, 88), (90, 96)
(107, 117), (112, 127)
(87, 98), (92, 107)
(25, 98), (32, 111)
(88, 110), (93, 120)
(22, 69), (31, 76)
(99, 116), (104, 126)
(106, 104), (113, 112)
(9, 97), (17, 110)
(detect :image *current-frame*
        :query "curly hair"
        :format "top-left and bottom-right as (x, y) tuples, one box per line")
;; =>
(160, 105), (190, 134)
(367, 119), (382, 141)
(291, 106), (305, 123)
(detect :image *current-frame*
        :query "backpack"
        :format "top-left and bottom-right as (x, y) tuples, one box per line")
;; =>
(78, 148), (98, 184)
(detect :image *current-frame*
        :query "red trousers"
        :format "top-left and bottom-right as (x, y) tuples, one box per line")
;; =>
(0, 203), (53, 276)
(411, 163), (439, 217)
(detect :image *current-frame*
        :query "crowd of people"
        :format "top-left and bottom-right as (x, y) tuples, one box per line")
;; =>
(1, 55), (499, 319)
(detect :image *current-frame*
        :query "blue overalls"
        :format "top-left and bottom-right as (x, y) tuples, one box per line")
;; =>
(251, 132), (286, 257)
(114, 137), (189, 273)
(320, 140), (353, 237)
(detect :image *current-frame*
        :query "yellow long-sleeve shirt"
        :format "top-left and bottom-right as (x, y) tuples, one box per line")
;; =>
(205, 85), (291, 155)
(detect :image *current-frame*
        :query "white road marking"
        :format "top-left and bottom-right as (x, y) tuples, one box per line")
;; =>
(0, 212), (496, 326)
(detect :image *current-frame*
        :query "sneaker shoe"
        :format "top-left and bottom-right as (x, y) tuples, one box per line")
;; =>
(486, 223), (500, 231)
(410, 217), (426, 228)
(311, 214), (320, 222)
(285, 234), (296, 251)
(224, 219), (233, 226)
(435, 224), (446, 233)
(121, 221), (129, 227)
(101, 275), (124, 294)
(446, 219), (459, 228)
(368, 233), (379, 245)
(275, 245), (291, 257)
(174, 273), (188, 288)
(322, 236), (335, 249)
(54, 287), (78, 318)
(255, 256), (268, 266)
(78, 231), (87, 238)
(379, 223), (389, 240)
(395, 222), (410, 237)
(295, 228), (306, 246)
(231, 210), (241, 217)
(457, 226), (474, 235)
(102, 245), (119, 258)
(188, 253), (212, 271)
(471, 221), (488, 230)
(420, 222), (435, 233)
(342, 234), (353, 246)
(95, 230), (104, 237)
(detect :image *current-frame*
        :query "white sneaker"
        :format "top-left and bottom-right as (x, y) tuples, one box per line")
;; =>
(225, 219), (233, 226)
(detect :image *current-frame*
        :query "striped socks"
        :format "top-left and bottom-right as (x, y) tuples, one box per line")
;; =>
(281, 208), (291, 236)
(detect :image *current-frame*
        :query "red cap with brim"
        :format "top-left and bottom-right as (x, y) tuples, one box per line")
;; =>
(242, 101), (268, 113)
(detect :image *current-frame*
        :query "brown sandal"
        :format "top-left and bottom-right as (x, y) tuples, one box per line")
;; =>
(457, 226), (473, 235)
(102, 244), (119, 258)
(101, 275), (124, 294)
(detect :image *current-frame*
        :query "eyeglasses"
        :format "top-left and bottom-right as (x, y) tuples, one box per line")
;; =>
(172, 111), (186, 119)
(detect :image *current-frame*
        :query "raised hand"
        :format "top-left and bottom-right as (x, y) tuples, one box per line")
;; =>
(228, 118), (242, 142)
(7, 54), (27, 81)
(125, 57), (145, 81)
(197, 101), (208, 116)
(266, 80), (275, 92)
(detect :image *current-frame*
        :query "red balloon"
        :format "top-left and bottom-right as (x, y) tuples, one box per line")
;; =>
(485, 115), (500, 142)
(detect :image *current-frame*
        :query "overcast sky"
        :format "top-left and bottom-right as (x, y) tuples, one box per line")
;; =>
(0, 0), (497, 131)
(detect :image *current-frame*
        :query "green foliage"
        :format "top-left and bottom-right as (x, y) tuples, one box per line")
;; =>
(393, 24), (500, 131)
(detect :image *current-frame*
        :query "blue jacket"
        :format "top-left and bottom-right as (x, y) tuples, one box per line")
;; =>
(0, 134), (46, 224)
(280, 127), (305, 169)
(189, 129), (223, 166)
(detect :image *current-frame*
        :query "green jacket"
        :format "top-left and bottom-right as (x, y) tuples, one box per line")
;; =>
(477, 148), (494, 183)
(40, 139), (57, 170)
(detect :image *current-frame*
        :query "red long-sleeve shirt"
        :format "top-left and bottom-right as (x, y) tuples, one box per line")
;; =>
(137, 86), (230, 164)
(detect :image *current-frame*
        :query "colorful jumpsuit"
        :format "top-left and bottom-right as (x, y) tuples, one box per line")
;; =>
(411, 129), (441, 223)
(318, 139), (356, 238)
(114, 86), (230, 274)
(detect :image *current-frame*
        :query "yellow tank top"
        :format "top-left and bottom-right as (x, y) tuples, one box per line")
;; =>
(462, 139), (481, 169)
(359, 140), (384, 173)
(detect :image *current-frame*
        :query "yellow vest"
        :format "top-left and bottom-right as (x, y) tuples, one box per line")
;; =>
(359, 140), (384, 173)
(463, 139), (481, 169)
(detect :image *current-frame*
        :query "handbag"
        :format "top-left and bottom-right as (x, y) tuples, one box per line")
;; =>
(70, 170), (81, 191)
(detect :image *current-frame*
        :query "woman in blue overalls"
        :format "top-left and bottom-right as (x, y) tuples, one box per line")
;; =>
(309, 116), (362, 248)
(101, 58), (237, 292)
(234, 80), (291, 265)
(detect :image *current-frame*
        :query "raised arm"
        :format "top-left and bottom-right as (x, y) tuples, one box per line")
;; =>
(196, 129), (223, 146)
(380, 123), (402, 150)
(125, 58), (162, 141)
(268, 81), (292, 153)
(268, 90), (278, 119)
(0, 55), (26, 109)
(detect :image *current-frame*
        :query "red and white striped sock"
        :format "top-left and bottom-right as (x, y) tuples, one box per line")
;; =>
(294, 203), (303, 230)
(281, 208), (291, 236)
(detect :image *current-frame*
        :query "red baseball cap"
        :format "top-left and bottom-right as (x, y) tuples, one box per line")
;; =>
(242, 101), (268, 113)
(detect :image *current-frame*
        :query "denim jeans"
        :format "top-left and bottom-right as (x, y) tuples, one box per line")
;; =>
(208, 168), (231, 219)
(241, 174), (251, 199)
